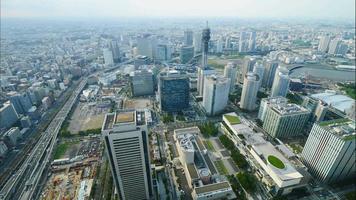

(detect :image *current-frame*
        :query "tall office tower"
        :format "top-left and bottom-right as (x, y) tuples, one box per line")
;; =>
(102, 109), (153, 200)
(225, 36), (231, 49)
(137, 35), (156, 59)
(263, 103), (310, 138)
(258, 97), (288, 121)
(328, 38), (341, 55)
(180, 46), (194, 64)
(109, 40), (120, 63)
(197, 67), (215, 96)
(156, 44), (168, 61)
(203, 75), (231, 116)
(223, 62), (238, 92)
(193, 32), (202, 54)
(252, 61), (265, 90)
(239, 31), (248, 52)
(216, 37), (224, 53)
(239, 57), (256, 84)
(318, 36), (331, 53)
(201, 23), (211, 69)
(248, 31), (256, 52)
(262, 59), (279, 89)
(336, 43), (348, 56)
(184, 30), (194, 46)
(301, 119), (355, 183)
(130, 70), (154, 97)
(158, 70), (190, 112)
(0, 101), (19, 129)
(240, 72), (260, 111)
(270, 66), (290, 97)
(8, 91), (33, 114)
(103, 48), (114, 67)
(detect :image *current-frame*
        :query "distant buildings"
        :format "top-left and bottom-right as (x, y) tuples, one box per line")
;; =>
(203, 75), (230, 116)
(301, 119), (355, 183)
(239, 31), (249, 53)
(193, 33), (202, 54)
(130, 70), (154, 97)
(180, 46), (194, 64)
(156, 44), (171, 61)
(109, 40), (120, 63)
(137, 35), (156, 59)
(103, 48), (114, 67)
(0, 102), (19, 129)
(270, 66), (290, 97)
(223, 62), (238, 93)
(158, 70), (190, 112)
(263, 103), (310, 138)
(239, 57), (256, 84)
(102, 109), (153, 200)
(174, 127), (236, 200)
(184, 30), (194, 46)
(240, 72), (260, 111)
(328, 38), (348, 56)
(252, 62), (265, 90)
(201, 24), (210, 69)
(8, 91), (33, 114)
(262, 59), (279, 89)
(248, 31), (256, 52)
(318, 36), (331, 53)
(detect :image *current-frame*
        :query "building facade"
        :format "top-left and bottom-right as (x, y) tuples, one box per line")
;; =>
(0, 102), (19, 129)
(130, 70), (154, 97)
(270, 66), (290, 97)
(223, 62), (238, 93)
(203, 75), (230, 116)
(240, 72), (260, 111)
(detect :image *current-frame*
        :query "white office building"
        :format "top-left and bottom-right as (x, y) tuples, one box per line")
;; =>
(262, 59), (279, 89)
(301, 119), (355, 183)
(253, 61), (265, 90)
(318, 36), (331, 53)
(240, 72), (260, 111)
(102, 110), (153, 200)
(203, 75), (230, 116)
(223, 62), (238, 92)
(270, 66), (290, 97)
(197, 67), (215, 97)
(258, 97), (288, 121)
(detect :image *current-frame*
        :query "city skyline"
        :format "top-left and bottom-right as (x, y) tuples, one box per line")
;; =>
(1, 0), (355, 20)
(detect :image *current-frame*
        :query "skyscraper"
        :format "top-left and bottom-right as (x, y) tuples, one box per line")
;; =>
(193, 32), (202, 54)
(301, 119), (355, 183)
(102, 109), (153, 200)
(262, 59), (279, 89)
(201, 22), (210, 69)
(103, 48), (114, 67)
(223, 62), (238, 93)
(240, 72), (260, 111)
(328, 38), (341, 55)
(180, 46), (194, 64)
(239, 57), (256, 84)
(184, 30), (194, 46)
(239, 31), (249, 52)
(158, 70), (190, 112)
(130, 70), (154, 97)
(203, 75), (230, 116)
(197, 67), (215, 96)
(248, 31), (256, 52)
(156, 44), (168, 61)
(318, 36), (331, 53)
(270, 66), (290, 97)
(252, 61), (265, 90)
(109, 40), (120, 63)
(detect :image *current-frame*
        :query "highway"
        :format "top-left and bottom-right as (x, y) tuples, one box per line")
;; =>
(0, 79), (87, 200)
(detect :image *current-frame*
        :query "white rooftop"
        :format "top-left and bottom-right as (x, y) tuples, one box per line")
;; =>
(311, 91), (355, 113)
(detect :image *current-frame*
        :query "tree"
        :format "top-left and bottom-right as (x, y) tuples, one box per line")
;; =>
(198, 122), (218, 137)
(236, 172), (257, 193)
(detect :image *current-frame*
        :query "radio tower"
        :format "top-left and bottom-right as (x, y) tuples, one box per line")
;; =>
(201, 21), (210, 69)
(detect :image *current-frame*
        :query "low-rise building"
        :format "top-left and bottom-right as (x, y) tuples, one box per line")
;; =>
(174, 127), (236, 200)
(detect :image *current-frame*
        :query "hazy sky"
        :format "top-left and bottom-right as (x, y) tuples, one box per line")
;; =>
(1, 0), (355, 20)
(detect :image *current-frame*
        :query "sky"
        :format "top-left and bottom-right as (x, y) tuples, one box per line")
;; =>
(1, 0), (355, 20)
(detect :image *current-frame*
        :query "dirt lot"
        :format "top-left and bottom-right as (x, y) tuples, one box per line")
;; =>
(123, 98), (152, 109)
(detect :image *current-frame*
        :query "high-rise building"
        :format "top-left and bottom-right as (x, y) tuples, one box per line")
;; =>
(258, 97), (288, 121)
(137, 35), (156, 59)
(109, 40), (120, 63)
(180, 46), (194, 64)
(239, 31), (249, 53)
(248, 31), (256, 52)
(328, 38), (341, 55)
(102, 109), (153, 200)
(0, 102), (19, 129)
(156, 44), (169, 61)
(197, 67), (215, 96)
(223, 62), (238, 92)
(336, 43), (348, 56)
(8, 91), (33, 114)
(270, 66), (290, 97)
(103, 48), (114, 67)
(201, 23), (210, 69)
(301, 119), (355, 183)
(193, 32), (202, 54)
(240, 72), (260, 111)
(252, 61), (265, 90)
(318, 36), (331, 53)
(262, 59), (279, 89)
(203, 75), (230, 116)
(263, 103), (310, 138)
(239, 57), (256, 84)
(158, 70), (190, 112)
(216, 37), (224, 53)
(130, 70), (154, 97)
(184, 30), (194, 46)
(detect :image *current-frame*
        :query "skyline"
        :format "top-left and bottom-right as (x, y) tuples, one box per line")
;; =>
(1, 0), (355, 20)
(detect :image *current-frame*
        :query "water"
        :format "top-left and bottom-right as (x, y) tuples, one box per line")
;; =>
(290, 65), (355, 81)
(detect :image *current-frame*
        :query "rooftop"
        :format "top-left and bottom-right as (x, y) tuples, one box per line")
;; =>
(318, 118), (355, 140)
(116, 112), (135, 123)
(270, 103), (309, 115)
(311, 91), (354, 113)
(102, 109), (146, 131)
(223, 113), (240, 125)
(195, 181), (231, 195)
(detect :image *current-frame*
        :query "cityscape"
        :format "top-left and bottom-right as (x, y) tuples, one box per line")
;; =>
(0, 1), (355, 200)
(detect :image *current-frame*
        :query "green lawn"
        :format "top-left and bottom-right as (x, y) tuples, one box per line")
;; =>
(224, 115), (240, 125)
(203, 140), (216, 152)
(268, 155), (285, 169)
(214, 160), (229, 175)
(53, 141), (79, 159)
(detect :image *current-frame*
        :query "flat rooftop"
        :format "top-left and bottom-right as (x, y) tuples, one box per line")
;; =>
(102, 109), (146, 131)
(318, 118), (355, 140)
(195, 181), (231, 195)
(270, 103), (309, 115)
(116, 111), (135, 123)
